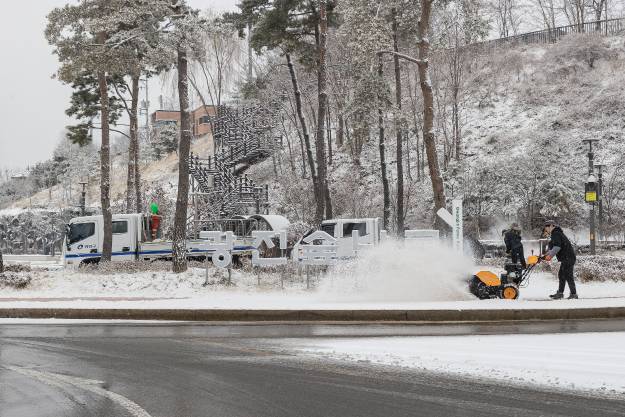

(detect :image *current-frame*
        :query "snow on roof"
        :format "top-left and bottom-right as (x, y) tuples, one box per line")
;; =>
(250, 214), (290, 231)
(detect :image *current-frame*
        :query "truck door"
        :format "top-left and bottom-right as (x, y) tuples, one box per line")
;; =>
(65, 221), (99, 264)
(112, 219), (134, 261)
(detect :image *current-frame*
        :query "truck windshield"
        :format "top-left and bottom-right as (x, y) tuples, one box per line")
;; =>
(343, 222), (367, 237)
(67, 222), (95, 244)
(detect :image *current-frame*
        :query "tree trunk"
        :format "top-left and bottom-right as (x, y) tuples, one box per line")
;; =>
(326, 107), (333, 166)
(337, 111), (344, 148)
(315, 0), (330, 223)
(97, 46), (112, 262)
(392, 8), (405, 237)
(126, 75), (140, 212)
(417, 0), (446, 227)
(0, 249), (3, 274)
(172, 47), (191, 273)
(286, 53), (318, 198)
(132, 75), (142, 213)
(378, 57), (391, 231)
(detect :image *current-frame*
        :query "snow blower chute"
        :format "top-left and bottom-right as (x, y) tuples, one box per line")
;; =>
(469, 255), (541, 300)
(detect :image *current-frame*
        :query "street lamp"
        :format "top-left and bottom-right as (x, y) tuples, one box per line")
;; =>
(594, 163), (606, 243)
(582, 139), (600, 255)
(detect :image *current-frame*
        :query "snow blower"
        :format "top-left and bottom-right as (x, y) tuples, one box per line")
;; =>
(469, 255), (541, 300)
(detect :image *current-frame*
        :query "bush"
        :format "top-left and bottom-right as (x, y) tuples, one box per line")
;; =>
(575, 255), (625, 282)
(0, 273), (31, 289)
(552, 34), (616, 69)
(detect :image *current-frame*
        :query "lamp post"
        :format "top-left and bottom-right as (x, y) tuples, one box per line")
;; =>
(594, 163), (606, 244)
(582, 139), (599, 255)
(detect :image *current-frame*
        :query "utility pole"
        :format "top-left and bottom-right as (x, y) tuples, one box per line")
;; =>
(79, 181), (88, 216)
(595, 163), (606, 244)
(582, 139), (599, 255)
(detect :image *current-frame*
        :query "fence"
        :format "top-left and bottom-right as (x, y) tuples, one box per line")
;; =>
(478, 17), (625, 50)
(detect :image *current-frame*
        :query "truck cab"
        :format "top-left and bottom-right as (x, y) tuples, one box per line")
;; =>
(293, 218), (383, 261)
(63, 214), (145, 265)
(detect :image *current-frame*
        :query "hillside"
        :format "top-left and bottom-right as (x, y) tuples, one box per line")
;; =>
(2, 35), (624, 242)
(249, 34), (625, 240)
(0, 136), (213, 216)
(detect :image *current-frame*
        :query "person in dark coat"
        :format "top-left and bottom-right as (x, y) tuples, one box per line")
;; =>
(504, 223), (526, 268)
(542, 220), (577, 299)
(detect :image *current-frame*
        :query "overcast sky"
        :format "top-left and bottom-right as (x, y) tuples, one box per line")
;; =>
(0, 0), (237, 171)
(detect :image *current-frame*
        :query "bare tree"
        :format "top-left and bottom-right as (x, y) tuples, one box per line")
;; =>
(417, 0), (447, 226)
(377, 57), (391, 231)
(490, 0), (522, 37)
(286, 53), (318, 199)
(315, 0), (331, 222)
(391, 8), (405, 237)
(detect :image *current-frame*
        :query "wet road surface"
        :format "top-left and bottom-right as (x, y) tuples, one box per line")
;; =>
(1, 320), (624, 417)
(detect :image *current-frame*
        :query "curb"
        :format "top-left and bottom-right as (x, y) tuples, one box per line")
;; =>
(1, 307), (625, 322)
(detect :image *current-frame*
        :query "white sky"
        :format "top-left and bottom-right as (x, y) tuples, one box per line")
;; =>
(0, 0), (237, 171)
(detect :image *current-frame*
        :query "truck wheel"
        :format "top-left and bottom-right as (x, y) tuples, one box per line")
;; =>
(80, 257), (100, 267)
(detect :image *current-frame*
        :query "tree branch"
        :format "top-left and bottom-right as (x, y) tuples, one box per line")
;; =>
(377, 50), (427, 65)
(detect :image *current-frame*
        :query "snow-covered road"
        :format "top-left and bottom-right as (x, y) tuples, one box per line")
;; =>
(282, 331), (625, 396)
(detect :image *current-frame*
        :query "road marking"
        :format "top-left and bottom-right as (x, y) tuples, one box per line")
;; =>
(4, 366), (152, 417)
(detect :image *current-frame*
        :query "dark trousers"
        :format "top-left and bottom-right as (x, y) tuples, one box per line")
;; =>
(511, 247), (527, 269)
(558, 261), (577, 295)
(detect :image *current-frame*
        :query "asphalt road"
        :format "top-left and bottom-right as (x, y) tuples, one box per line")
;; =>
(1, 320), (625, 417)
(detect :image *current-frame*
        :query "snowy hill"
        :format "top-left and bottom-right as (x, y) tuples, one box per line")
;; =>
(0, 136), (213, 216)
(2, 35), (624, 241)
(249, 34), (625, 239)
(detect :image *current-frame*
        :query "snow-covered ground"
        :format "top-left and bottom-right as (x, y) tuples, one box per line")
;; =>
(281, 332), (625, 396)
(1, 265), (624, 310)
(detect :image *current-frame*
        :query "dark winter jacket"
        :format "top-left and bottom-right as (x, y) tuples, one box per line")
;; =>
(504, 229), (523, 252)
(548, 227), (576, 264)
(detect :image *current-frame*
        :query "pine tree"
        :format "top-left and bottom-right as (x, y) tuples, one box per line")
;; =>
(233, 0), (339, 223)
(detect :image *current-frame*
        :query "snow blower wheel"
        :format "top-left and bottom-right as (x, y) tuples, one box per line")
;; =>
(501, 285), (519, 300)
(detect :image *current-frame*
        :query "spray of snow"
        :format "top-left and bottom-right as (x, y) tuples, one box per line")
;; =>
(317, 240), (475, 302)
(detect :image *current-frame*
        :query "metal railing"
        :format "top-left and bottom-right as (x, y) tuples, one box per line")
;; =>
(476, 17), (625, 50)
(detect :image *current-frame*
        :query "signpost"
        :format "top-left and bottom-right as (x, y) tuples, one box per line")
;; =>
(436, 198), (464, 254)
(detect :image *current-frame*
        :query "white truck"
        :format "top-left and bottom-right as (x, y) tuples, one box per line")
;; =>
(292, 218), (383, 261)
(63, 213), (289, 266)
(292, 217), (441, 261)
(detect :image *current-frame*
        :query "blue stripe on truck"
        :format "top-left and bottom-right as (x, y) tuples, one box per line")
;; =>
(64, 246), (256, 259)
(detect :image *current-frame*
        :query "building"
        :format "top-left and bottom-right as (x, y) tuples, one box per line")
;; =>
(150, 105), (217, 137)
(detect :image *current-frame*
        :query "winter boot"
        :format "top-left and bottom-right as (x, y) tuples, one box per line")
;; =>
(549, 292), (564, 300)
(567, 294), (579, 299)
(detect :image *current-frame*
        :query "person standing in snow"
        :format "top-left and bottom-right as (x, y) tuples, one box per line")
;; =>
(542, 220), (578, 299)
(504, 223), (526, 268)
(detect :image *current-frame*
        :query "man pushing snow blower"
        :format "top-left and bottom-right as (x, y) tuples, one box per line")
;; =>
(542, 220), (578, 300)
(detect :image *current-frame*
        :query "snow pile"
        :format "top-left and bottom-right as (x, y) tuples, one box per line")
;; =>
(284, 332), (625, 395)
(318, 240), (475, 302)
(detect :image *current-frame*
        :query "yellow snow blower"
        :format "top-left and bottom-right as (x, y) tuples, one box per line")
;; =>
(469, 255), (540, 300)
